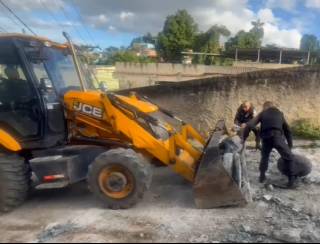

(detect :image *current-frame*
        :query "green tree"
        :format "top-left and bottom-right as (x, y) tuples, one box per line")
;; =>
(78, 45), (101, 64)
(225, 20), (265, 51)
(98, 50), (154, 65)
(96, 46), (121, 65)
(300, 34), (319, 52)
(157, 10), (198, 62)
(193, 25), (231, 64)
(225, 31), (261, 50)
(264, 44), (280, 49)
(130, 33), (156, 47)
(250, 20), (264, 46)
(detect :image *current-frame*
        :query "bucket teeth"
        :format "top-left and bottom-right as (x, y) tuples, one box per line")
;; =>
(193, 121), (252, 209)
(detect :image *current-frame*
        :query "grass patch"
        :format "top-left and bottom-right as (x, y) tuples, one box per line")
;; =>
(292, 119), (320, 140)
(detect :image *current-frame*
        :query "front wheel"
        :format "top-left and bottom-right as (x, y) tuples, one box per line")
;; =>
(88, 148), (153, 209)
(0, 154), (30, 212)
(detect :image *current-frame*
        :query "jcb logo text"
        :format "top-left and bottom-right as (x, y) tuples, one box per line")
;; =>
(73, 102), (103, 119)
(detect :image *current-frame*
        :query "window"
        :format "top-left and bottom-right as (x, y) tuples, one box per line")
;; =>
(0, 40), (40, 139)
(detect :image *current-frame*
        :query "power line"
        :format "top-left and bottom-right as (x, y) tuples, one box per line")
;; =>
(60, 5), (89, 46)
(0, 2), (23, 32)
(39, 0), (60, 26)
(70, 0), (97, 47)
(0, 0), (37, 36)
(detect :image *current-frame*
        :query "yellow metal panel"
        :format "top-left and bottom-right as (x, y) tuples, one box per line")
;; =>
(64, 89), (207, 182)
(0, 129), (21, 152)
(117, 95), (159, 113)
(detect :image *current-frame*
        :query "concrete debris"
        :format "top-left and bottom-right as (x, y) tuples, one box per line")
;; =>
(263, 195), (273, 201)
(189, 234), (210, 243)
(240, 225), (252, 233)
(300, 226), (320, 243)
(264, 211), (273, 219)
(37, 222), (79, 243)
(265, 184), (274, 192)
(272, 228), (302, 243)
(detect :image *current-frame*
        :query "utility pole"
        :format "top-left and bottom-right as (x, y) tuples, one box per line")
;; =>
(279, 49), (283, 64)
(307, 49), (311, 65)
(235, 48), (238, 64)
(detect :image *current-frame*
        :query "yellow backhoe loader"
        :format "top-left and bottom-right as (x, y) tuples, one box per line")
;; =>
(0, 32), (251, 212)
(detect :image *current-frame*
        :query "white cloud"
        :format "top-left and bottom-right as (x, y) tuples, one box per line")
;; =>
(257, 9), (302, 48)
(87, 14), (109, 28)
(0, 0), (305, 48)
(263, 23), (302, 48)
(258, 8), (278, 24)
(266, 0), (299, 11)
(305, 0), (320, 9)
(195, 6), (301, 48)
(193, 8), (255, 35)
(5, 0), (64, 12)
(120, 11), (135, 21)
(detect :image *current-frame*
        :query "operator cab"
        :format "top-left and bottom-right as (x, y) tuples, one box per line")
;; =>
(0, 34), (95, 149)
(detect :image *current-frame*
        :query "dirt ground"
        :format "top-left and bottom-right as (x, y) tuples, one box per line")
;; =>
(0, 140), (320, 243)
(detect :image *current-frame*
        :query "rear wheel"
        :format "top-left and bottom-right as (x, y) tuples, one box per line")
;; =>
(0, 154), (30, 212)
(88, 148), (153, 210)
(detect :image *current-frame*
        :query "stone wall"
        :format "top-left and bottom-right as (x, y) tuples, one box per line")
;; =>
(119, 66), (320, 135)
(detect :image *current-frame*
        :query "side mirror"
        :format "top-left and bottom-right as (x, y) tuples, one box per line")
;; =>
(40, 78), (53, 92)
(99, 82), (108, 92)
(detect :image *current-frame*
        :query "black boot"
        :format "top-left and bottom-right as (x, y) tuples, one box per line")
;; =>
(259, 172), (266, 183)
(255, 138), (262, 151)
(287, 176), (297, 189)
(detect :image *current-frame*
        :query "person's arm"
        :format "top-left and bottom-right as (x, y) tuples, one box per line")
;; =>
(283, 118), (293, 149)
(248, 108), (255, 120)
(242, 113), (261, 142)
(234, 108), (241, 125)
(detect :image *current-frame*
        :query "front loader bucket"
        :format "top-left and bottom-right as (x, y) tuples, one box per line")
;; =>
(193, 121), (252, 209)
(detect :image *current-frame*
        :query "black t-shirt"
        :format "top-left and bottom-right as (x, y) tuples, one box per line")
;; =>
(244, 107), (293, 148)
(234, 105), (255, 125)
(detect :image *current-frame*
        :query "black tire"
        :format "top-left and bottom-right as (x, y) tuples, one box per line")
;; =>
(0, 154), (30, 212)
(88, 148), (153, 210)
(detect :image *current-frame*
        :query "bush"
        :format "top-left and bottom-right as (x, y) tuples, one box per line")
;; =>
(292, 119), (320, 140)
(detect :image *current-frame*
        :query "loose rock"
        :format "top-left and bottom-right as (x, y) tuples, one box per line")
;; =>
(272, 228), (302, 243)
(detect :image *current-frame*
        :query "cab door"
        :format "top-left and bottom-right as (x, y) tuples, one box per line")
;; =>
(22, 43), (67, 145)
(0, 40), (43, 142)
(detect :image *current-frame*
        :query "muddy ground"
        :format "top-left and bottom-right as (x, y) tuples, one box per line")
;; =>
(0, 140), (320, 243)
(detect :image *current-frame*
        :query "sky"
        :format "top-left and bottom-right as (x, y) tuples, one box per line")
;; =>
(0, 0), (319, 49)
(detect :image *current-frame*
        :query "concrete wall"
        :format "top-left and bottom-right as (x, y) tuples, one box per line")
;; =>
(90, 65), (120, 91)
(120, 66), (320, 135)
(114, 62), (304, 90)
(234, 62), (302, 69)
(114, 62), (259, 89)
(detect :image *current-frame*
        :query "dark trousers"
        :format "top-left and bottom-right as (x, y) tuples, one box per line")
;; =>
(260, 135), (293, 177)
(252, 127), (261, 145)
(239, 126), (260, 145)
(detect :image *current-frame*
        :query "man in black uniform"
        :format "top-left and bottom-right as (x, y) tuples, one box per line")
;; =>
(243, 101), (295, 188)
(234, 101), (260, 148)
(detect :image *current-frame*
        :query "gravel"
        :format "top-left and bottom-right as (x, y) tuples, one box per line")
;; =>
(0, 140), (320, 243)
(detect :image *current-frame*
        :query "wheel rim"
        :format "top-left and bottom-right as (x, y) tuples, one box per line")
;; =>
(98, 165), (134, 199)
